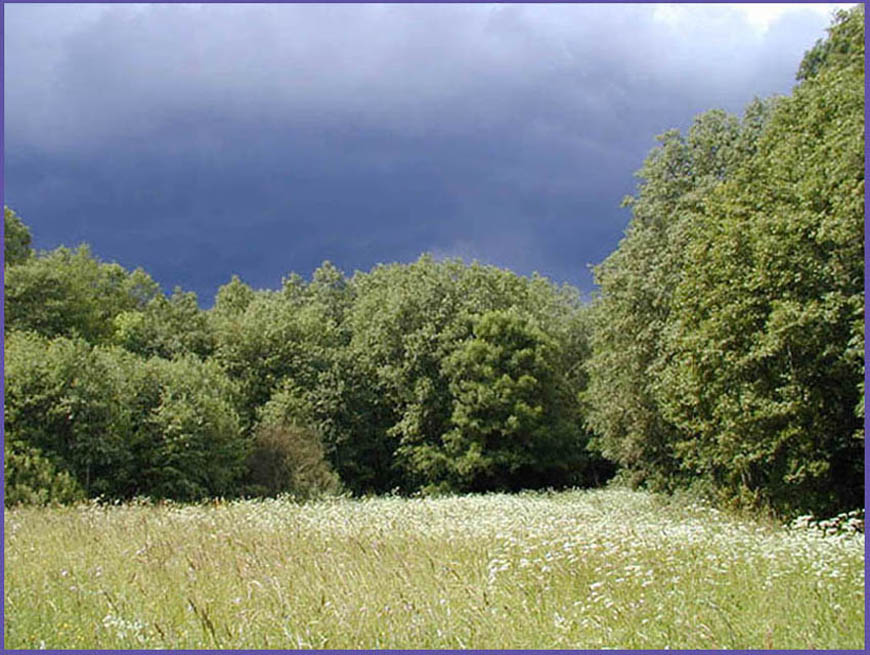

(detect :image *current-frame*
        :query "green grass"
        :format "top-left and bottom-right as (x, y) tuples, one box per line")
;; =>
(4, 488), (864, 649)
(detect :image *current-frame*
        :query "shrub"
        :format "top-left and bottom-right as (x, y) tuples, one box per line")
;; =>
(4, 331), (247, 502)
(4, 440), (85, 506)
(245, 423), (342, 499)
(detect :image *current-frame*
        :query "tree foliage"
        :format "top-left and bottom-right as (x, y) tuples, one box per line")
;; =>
(4, 331), (142, 497)
(652, 7), (864, 515)
(347, 256), (601, 493)
(3, 10), (861, 514)
(584, 102), (775, 489)
(114, 287), (214, 360)
(209, 265), (350, 429)
(4, 206), (32, 266)
(585, 7), (864, 516)
(4, 244), (159, 344)
(4, 331), (246, 502)
(4, 439), (85, 507)
(439, 308), (589, 492)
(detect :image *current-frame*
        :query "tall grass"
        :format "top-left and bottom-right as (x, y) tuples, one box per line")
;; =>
(4, 488), (864, 649)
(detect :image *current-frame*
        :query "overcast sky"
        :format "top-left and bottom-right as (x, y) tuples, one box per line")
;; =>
(2, 3), (854, 303)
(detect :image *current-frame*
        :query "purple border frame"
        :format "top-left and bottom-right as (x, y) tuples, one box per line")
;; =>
(0, 2), (867, 653)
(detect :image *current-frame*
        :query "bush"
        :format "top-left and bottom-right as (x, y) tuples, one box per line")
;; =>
(4, 331), (247, 502)
(4, 440), (85, 506)
(245, 423), (342, 499)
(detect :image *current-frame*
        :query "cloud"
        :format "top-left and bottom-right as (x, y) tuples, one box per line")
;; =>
(6, 3), (840, 148)
(3, 3), (846, 301)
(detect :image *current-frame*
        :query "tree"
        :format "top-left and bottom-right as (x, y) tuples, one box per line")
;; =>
(308, 260), (355, 328)
(135, 355), (246, 500)
(4, 244), (160, 344)
(349, 256), (599, 493)
(212, 274), (256, 317)
(4, 207), (32, 266)
(583, 104), (772, 490)
(652, 7), (864, 516)
(265, 353), (402, 495)
(439, 309), (590, 492)
(210, 268), (349, 430)
(796, 6), (863, 81)
(4, 330), (247, 501)
(4, 331), (142, 497)
(114, 286), (214, 360)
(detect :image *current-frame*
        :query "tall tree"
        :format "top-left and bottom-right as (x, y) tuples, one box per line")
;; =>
(584, 103), (772, 489)
(210, 266), (349, 429)
(349, 256), (598, 493)
(440, 308), (589, 492)
(653, 7), (864, 515)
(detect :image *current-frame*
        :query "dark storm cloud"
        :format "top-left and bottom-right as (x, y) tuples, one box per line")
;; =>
(3, 3), (845, 302)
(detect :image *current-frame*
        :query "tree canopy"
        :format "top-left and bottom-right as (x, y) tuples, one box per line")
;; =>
(3, 8), (863, 517)
(584, 6), (864, 516)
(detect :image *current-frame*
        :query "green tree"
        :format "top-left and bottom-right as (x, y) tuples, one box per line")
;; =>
(4, 207), (32, 266)
(796, 6), (863, 81)
(584, 104), (772, 489)
(309, 260), (355, 328)
(114, 287), (214, 359)
(4, 331), (142, 497)
(4, 244), (160, 343)
(263, 353), (401, 495)
(652, 7), (864, 516)
(210, 267), (350, 429)
(135, 355), (246, 500)
(349, 256), (598, 493)
(212, 274), (256, 317)
(439, 309), (589, 492)
(4, 331), (247, 501)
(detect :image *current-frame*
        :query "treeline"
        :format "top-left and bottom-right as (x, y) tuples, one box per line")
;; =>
(3, 8), (864, 517)
(4, 225), (606, 502)
(585, 8), (864, 516)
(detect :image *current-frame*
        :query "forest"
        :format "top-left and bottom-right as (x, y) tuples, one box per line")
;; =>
(3, 7), (864, 520)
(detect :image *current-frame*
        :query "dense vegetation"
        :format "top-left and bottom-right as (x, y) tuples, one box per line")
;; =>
(4, 223), (602, 501)
(585, 7), (864, 517)
(3, 8), (864, 517)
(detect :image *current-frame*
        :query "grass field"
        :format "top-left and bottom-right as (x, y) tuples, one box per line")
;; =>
(3, 488), (864, 649)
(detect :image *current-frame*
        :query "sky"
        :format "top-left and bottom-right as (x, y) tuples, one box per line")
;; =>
(2, 2), (856, 304)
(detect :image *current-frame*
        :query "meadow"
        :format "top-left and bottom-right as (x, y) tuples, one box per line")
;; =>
(4, 488), (864, 650)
